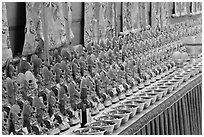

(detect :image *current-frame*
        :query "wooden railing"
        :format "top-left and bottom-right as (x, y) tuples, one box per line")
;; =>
(113, 73), (202, 135)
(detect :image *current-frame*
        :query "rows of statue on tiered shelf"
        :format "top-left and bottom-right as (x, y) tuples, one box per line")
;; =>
(2, 18), (202, 135)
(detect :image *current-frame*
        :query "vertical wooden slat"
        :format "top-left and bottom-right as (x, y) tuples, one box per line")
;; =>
(167, 107), (174, 135)
(194, 86), (200, 134)
(159, 113), (165, 135)
(190, 89), (196, 134)
(139, 128), (143, 135)
(196, 84), (202, 134)
(141, 126), (147, 135)
(192, 88), (198, 134)
(178, 99), (184, 135)
(146, 122), (151, 135)
(198, 84), (202, 134)
(137, 130), (142, 135)
(135, 130), (141, 135)
(187, 91), (194, 134)
(199, 83), (202, 135)
(164, 110), (169, 135)
(150, 119), (155, 135)
(155, 117), (160, 134)
(182, 95), (191, 135)
(174, 103), (180, 134)
(194, 86), (200, 135)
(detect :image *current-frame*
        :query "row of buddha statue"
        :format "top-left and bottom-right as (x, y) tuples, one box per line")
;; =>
(2, 18), (202, 135)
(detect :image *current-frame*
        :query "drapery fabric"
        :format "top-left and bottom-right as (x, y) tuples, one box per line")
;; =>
(174, 2), (188, 16)
(175, 2), (181, 16)
(140, 2), (150, 29)
(2, 2), (12, 63)
(122, 2), (150, 31)
(151, 2), (161, 29)
(180, 2), (187, 16)
(192, 2), (202, 14)
(122, 2), (133, 31)
(22, 2), (43, 56)
(84, 2), (117, 46)
(23, 2), (74, 56)
(160, 3), (170, 29)
(175, 2), (201, 16)
(151, 2), (171, 30)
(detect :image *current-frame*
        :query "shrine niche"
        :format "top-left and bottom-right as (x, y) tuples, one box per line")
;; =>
(2, 2), (12, 64)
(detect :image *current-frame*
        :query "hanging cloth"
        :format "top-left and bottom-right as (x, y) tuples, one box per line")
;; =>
(43, 2), (67, 49)
(23, 2), (73, 56)
(2, 2), (13, 64)
(84, 2), (97, 46)
(62, 2), (74, 46)
(122, 2), (132, 31)
(122, 2), (141, 31)
(175, 2), (181, 16)
(140, 2), (149, 29)
(151, 2), (161, 29)
(180, 2), (187, 16)
(84, 2), (117, 46)
(160, 3), (169, 30)
(131, 2), (140, 30)
(22, 2), (44, 56)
